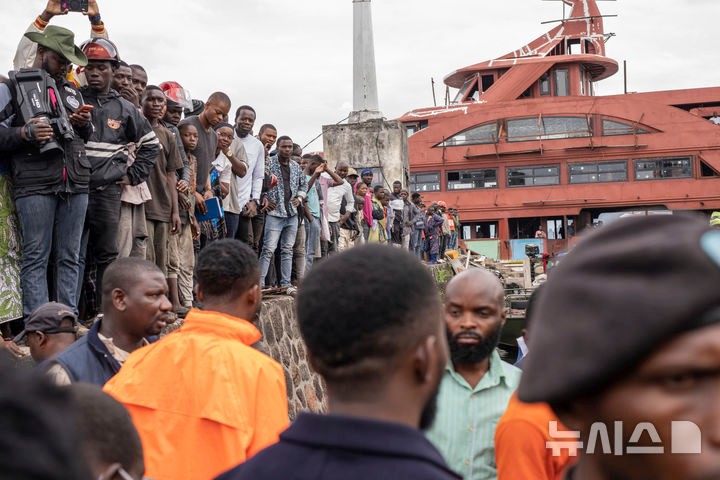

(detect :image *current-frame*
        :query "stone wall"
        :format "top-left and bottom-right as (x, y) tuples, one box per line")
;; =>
(255, 296), (327, 420)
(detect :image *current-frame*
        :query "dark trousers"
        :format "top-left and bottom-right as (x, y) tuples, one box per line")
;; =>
(237, 215), (254, 246)
(78, 184), (121, 307)
(250, 212), (266, 255)
(225, 212), (240, 240)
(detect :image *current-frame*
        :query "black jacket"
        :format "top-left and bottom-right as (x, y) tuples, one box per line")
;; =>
(0, 73), (93, 198)
(80, 88), (159, 190)
(216, 413), (462, 480)
(50, 319), (121, 386)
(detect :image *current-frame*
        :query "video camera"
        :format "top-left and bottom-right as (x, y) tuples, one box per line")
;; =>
(9, 69), (75, 155)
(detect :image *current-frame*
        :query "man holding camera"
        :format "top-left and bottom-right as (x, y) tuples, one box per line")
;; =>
(0, 26), (92, 320)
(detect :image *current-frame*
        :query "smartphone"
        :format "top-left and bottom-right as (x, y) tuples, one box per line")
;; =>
(76, 104), (94, 114)
(62, 0), (89, 12)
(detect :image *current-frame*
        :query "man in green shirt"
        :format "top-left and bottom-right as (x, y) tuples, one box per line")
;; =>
(427, 269), (521, 480)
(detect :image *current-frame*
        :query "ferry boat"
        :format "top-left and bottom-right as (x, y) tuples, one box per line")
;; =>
(398, 0), (720, 260)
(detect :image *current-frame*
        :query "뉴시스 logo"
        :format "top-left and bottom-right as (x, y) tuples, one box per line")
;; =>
(546, 421), (702, 456)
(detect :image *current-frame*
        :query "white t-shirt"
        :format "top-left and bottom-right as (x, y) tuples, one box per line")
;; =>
(236, 135), (266, 211)
(326, 178), (356, 223)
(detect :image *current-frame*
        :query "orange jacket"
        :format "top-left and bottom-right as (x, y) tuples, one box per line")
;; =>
(104, 309), (289, 480)
(495, 393), (575, 480)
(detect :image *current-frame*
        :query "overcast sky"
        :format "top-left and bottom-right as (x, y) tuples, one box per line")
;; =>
(1, 1), (717, 150)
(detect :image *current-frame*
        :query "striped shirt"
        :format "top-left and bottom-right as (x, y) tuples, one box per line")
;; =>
(427, 350), (522, 480)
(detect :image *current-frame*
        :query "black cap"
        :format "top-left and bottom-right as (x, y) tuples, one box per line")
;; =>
(14, 302), (78, 343)
(519, 214), (720, 404)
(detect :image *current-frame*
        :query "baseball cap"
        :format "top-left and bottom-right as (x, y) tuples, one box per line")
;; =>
(14, 302), (78, 343)
(347, 167), (359, 177)
(360, 168), (373, 177)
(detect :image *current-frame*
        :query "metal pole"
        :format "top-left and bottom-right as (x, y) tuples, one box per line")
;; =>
(431, 78), (437, 107)
(623, 60), (628, 94)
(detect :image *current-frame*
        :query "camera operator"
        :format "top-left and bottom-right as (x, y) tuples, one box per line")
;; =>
(0, 27), (92, 320)
(77, 39), (159, 309)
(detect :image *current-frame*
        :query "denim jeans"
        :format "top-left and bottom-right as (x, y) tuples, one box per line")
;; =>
(292, 219), (306, 284)
(413, 230), (425, 260)
(304, 216), (321, 275)
(259, 215), (298, 288)
(225, 212), (240, 240)
(15, 193), (88, 318)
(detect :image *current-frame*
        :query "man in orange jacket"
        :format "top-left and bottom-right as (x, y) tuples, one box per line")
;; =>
(104, 239), (289, 480)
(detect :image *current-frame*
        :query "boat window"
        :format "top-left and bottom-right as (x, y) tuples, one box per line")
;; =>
(447, 169), (498, 190)
(554, 69), (570, 97)
(602, 119), (650, 136)
(634, 157), (692, 180)
(481, 75), (495, 92)
(542, 116), (592, 139)
(569, 161), (627, 183)
(404, 120), (428, 137)
(507, 118), (541, 142)
(437, 122), (498, 147)
(539, 73), (551, 96)
(701, 160), (719, 177)
(507, 116), (590, 142)
(409, 172), (441, 192)
(453, 76), (477, 103)
(507, 165), (560, 187)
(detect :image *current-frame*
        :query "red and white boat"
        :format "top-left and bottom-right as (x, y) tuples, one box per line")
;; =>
(399, 0), (720, 260)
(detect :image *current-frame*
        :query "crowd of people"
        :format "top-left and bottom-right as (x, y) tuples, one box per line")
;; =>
(4, 208), (720, 480)
(0, 0), (462, 334)
(4, 3), (720, 480)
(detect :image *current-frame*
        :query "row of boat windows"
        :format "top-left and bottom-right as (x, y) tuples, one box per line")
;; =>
(410, 157), (693, 192)
(436, 116), (651, 147)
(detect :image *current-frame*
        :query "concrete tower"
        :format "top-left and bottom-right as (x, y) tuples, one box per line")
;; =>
(351, 0), (382, 122)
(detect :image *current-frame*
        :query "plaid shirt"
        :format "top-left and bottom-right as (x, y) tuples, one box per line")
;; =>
(266, 155), (307, 218)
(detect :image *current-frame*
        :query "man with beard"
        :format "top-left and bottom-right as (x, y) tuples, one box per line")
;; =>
(427, 268), (521, 480)
(217, 245), (460, 480)
(48, 258), (171, 386)
(104, 240), (289, 480)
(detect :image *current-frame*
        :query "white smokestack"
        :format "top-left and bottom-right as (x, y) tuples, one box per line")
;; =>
(352, 0), (382, 122)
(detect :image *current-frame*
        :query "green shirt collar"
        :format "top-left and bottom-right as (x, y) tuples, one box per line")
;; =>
(445, 349), (509, 393)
